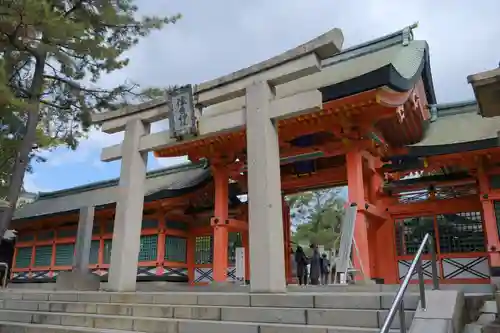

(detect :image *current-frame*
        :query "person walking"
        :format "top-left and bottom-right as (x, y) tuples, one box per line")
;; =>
(304, 257), (310, 285)
(320, 253), (330, 285)
(309, 243), (321, 285)
(294, 246), (308, 286)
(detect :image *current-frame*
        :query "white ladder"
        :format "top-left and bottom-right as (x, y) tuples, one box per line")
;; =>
(334, 203), (366, 284)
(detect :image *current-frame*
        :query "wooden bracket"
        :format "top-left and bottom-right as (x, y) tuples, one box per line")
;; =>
(359, 202), (389, 221)
(210, 217), (248, 231)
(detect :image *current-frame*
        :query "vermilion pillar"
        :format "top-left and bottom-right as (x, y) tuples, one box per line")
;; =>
(373, 215), (398, 283)
(187, 234), (195, 284)
(346, 150), (374, 279)
(365, 154), (397, 283)
(211, 164), (229, 282)
(477, 165), (500, 276)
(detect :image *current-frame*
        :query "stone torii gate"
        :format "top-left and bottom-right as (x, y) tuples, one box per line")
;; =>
(91, 28), (344, 292)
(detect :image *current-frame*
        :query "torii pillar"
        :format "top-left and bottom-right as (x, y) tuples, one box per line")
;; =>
(91, 101), (167, 291)
(245, 81), (286, 292)
(55, 206), (101, 290)
(191, 33), (343, 291)
(95, 28), (344, 292)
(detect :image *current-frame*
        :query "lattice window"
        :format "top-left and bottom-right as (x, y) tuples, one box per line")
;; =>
(395, 216), (434, 256)
(437, 212), (485, 253)
(57, 228), (77, 239)
(103, 223), (113, 234)
(166, 220), (188, 231)
(34, 245), (52, 267)
(397, 189), (430, 204)
(37, 230), (54, 241)
(89, 240), (100, 265)
(165, 236), (187, 263)
(142, 219), (158, 230)
(490, 175), (500, 189)
(103, 239), (112, 264)
(195, 235), (213, 264)
(15, 247), (32, 268)
(17, 233), (34, 243)
(494, 201), (500, 240)
(435, 184), (477, 200)
(139, 235), (158, 261)
(395, 184), (477, 204)
(55, 244), (75, 266)
(92, 224), (101, 235)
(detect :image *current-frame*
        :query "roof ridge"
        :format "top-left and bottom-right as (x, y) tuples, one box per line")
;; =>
(37, 160), (208, 200)
(322, 23), (418, 69)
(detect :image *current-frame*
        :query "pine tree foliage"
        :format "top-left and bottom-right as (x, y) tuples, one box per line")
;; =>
(0, 0), (181, 234)
(0, 0), (180, 145)
(0, 109), (60, 198)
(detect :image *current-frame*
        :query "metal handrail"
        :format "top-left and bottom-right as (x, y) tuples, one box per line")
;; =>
(379, 233), (439, 333)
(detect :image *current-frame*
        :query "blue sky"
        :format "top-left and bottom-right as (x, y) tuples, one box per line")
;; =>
(24, 0), (500, 194)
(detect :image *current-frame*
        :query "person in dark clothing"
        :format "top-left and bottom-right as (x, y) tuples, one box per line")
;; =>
(294, 246), (308, 286)
(320, 253), (330, 285)
(304, 256), (309, 285)
(309, 243), (321, 285)
(0, 230), (17, 287)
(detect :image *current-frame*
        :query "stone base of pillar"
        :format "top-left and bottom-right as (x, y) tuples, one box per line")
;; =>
(55, 271), (101, 291)
(491, 276), (500, 289)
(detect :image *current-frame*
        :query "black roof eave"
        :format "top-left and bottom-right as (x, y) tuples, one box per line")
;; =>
(382, 138), (498, 173)
(320, 47), (436, 106)
(406, 138), (498, 158)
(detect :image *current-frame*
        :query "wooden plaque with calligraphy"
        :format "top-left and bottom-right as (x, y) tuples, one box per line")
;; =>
(167, 85), (197, 140)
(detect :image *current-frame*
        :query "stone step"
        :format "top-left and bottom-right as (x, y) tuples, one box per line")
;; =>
(0, 306), (414, 330)
(10, 284), (401, 293)
(0, 299), (417, 327)
(0, 312), (407, 333)
(8, 282), (494, 295)
(0, 298), (419, 314)
(0, 321), (142, 333)
(0, 291), (420, 309)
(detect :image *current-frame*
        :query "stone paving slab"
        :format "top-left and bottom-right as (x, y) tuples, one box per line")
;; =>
(7, 282), (494, 295)
(0, 321), (145, 333)
(0, 307), (415, 329)
(0, 290), (420, 310)
(0, 296), (419, 314)
(0, 289), (420, 332)
(0, 289), (416, 295)
(0, 315), (407, 333)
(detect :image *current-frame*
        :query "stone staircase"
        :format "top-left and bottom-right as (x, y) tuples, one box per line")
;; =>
(0, 288), (419, 333)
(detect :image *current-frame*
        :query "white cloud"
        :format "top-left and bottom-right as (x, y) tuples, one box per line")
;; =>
(23, 174), (51, 194)
(155, 156), (189, 167)
(34, 0), (500, 175)
(42, 118), (189, 170)
(41, 129), (123, 168)
(149, 120), (190, 167)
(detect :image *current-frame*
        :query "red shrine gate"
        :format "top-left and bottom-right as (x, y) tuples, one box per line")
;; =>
(10, 26), (500, 287)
